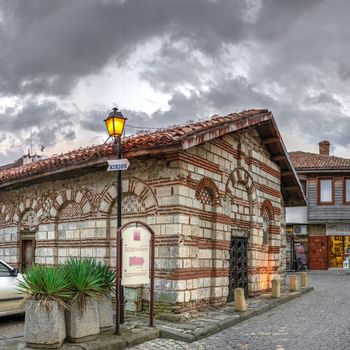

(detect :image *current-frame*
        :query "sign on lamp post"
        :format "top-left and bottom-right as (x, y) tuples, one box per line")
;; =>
(107, 159), (130, 172)
(103, 107), (127, 335)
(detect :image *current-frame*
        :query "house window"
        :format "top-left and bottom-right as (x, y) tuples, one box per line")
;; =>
(262, 214), (269, 245)
(344, 178), (350, 204)
(300, 180), (307, 196)
(318, 178), (334, 205)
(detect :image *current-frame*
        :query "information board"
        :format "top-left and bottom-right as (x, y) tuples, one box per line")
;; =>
(121, 226), (150, 286)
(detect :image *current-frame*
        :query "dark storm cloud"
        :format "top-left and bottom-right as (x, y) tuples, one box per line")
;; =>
(253, 0), (323, 42)
(79, 76), (277, 134)
(278, 106), (350, 149)
(0, 100), (71, 131)
(0, 100), (76, 151)
(236, 0), (350, 150)
(140, 41), (207, 93)
(80, 108), (111, 134)
(1, 0), (350, 161)
(304, 93), (342, 108)
(0, 0), (249, 96)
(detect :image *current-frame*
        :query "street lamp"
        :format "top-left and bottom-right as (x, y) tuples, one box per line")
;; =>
(104, 107), (127, 139)
(104, 107), (127, 333)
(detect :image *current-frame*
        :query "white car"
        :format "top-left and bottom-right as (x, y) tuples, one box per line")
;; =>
(0, 260), (24, 317)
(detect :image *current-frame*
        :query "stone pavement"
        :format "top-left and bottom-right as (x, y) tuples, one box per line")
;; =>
(0, 273), (313, 349)
(0, 317), (159, 350)
(0, 314), (23, 349)
(153, 286), (312, 343)
(132, 273), (350, 349)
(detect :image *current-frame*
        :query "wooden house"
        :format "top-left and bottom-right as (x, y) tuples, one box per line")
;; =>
(289, 141), (350, 270)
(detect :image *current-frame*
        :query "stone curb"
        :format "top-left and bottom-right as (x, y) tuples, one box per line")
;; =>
(307, 271), (350, 275)
(76, 328), (160, 350)
(159, 287), (314, 343)
(10, 328), (160, 350)
(126, 328), (160, 347)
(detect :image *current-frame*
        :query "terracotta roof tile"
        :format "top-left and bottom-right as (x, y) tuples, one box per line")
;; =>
(0, 109), (269, 185)
(289, 151), (350, 170)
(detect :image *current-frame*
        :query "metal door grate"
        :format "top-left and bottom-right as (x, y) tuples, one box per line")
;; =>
(227, 236), (248, 302)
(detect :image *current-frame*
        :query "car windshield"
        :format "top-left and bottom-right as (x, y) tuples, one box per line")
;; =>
(0, 262), (10, 277)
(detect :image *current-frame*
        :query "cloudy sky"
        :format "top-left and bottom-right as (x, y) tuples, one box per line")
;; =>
(0, 0), (349, 163)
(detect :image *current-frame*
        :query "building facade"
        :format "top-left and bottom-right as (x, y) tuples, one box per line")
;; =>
(288, 141), (350, 270)
(0, 109), (304, 318)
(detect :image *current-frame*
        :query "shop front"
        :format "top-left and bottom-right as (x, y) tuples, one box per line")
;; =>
(286, 225), (308, 271)
(327, 224), (350, 268)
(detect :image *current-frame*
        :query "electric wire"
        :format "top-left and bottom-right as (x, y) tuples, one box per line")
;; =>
(125, 124), (160, 130)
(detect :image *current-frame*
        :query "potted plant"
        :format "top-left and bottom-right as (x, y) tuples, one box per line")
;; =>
(94, 261), (115, 331)
(64, 258), (104, 343)
(18, 265), (71, 349)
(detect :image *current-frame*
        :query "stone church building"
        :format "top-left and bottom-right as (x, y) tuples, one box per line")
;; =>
(0, 109), (305, 317)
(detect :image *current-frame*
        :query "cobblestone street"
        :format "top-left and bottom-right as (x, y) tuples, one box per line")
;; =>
(133, 274), (350, 350)
(0, 313), (24, 347)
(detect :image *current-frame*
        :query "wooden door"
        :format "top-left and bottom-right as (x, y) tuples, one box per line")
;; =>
(308, 236), (327, 270)
(21, 237), (35, 272)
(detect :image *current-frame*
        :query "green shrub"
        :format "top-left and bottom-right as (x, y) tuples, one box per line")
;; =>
(64, 258), (104, 310)
(17, 265), (71, 310)
(94, 260), (115, 294)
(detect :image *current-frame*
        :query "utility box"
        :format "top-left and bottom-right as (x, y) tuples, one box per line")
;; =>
(124, 285), (142, 313)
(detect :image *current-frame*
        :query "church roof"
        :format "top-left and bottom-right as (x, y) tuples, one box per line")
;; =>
(0, 109), (305, 206)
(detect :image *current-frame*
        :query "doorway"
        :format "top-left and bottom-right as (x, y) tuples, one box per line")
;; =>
(21, 235), (35, 272)
(308, 236), (327, 270)
(227, 236), (248, 302)
(328, 236), (350, 268)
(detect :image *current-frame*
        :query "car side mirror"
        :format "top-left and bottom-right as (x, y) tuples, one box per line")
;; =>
(10, 268), (18, 277)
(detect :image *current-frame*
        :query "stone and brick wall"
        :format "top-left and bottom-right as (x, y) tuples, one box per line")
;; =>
(0, 128), (286, 318)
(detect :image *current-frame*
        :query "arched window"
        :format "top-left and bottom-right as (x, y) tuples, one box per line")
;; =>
(262, 212), (270, 245)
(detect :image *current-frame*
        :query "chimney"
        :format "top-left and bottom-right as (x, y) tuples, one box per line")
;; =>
(319, 140), (330, 156)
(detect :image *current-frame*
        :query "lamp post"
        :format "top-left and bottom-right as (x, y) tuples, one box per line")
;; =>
(104, 107), (127, 333)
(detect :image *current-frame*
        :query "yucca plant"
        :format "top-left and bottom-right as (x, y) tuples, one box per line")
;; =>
(92, 260), (115, 331)
(94, 260), (115, 293)
(64, 258), (104, 311)
(19, 265), (70, 348)
(18, 265), (71, 310)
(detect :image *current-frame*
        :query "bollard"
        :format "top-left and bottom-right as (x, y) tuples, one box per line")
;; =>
(271, 278), (281, 298)
(290, 275), (299, 291)
(300, 272), (308, 288)
(234, 288), (247, 312)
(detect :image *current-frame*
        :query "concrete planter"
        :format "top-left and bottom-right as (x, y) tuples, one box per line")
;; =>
(98, 293), (113, 331)
(24, 300), (66, 349)
(65, 297), (100, 343)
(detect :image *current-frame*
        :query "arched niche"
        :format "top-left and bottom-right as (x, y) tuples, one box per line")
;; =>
(98, 177), (158, 216)
(195, 177), (221, 206)
(18, 208), (38, 271)
(224, 167), (257, 299)
(19, 209), (39, 232)
(98, 178), (158, 267)
(52, 190), (93, 264)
